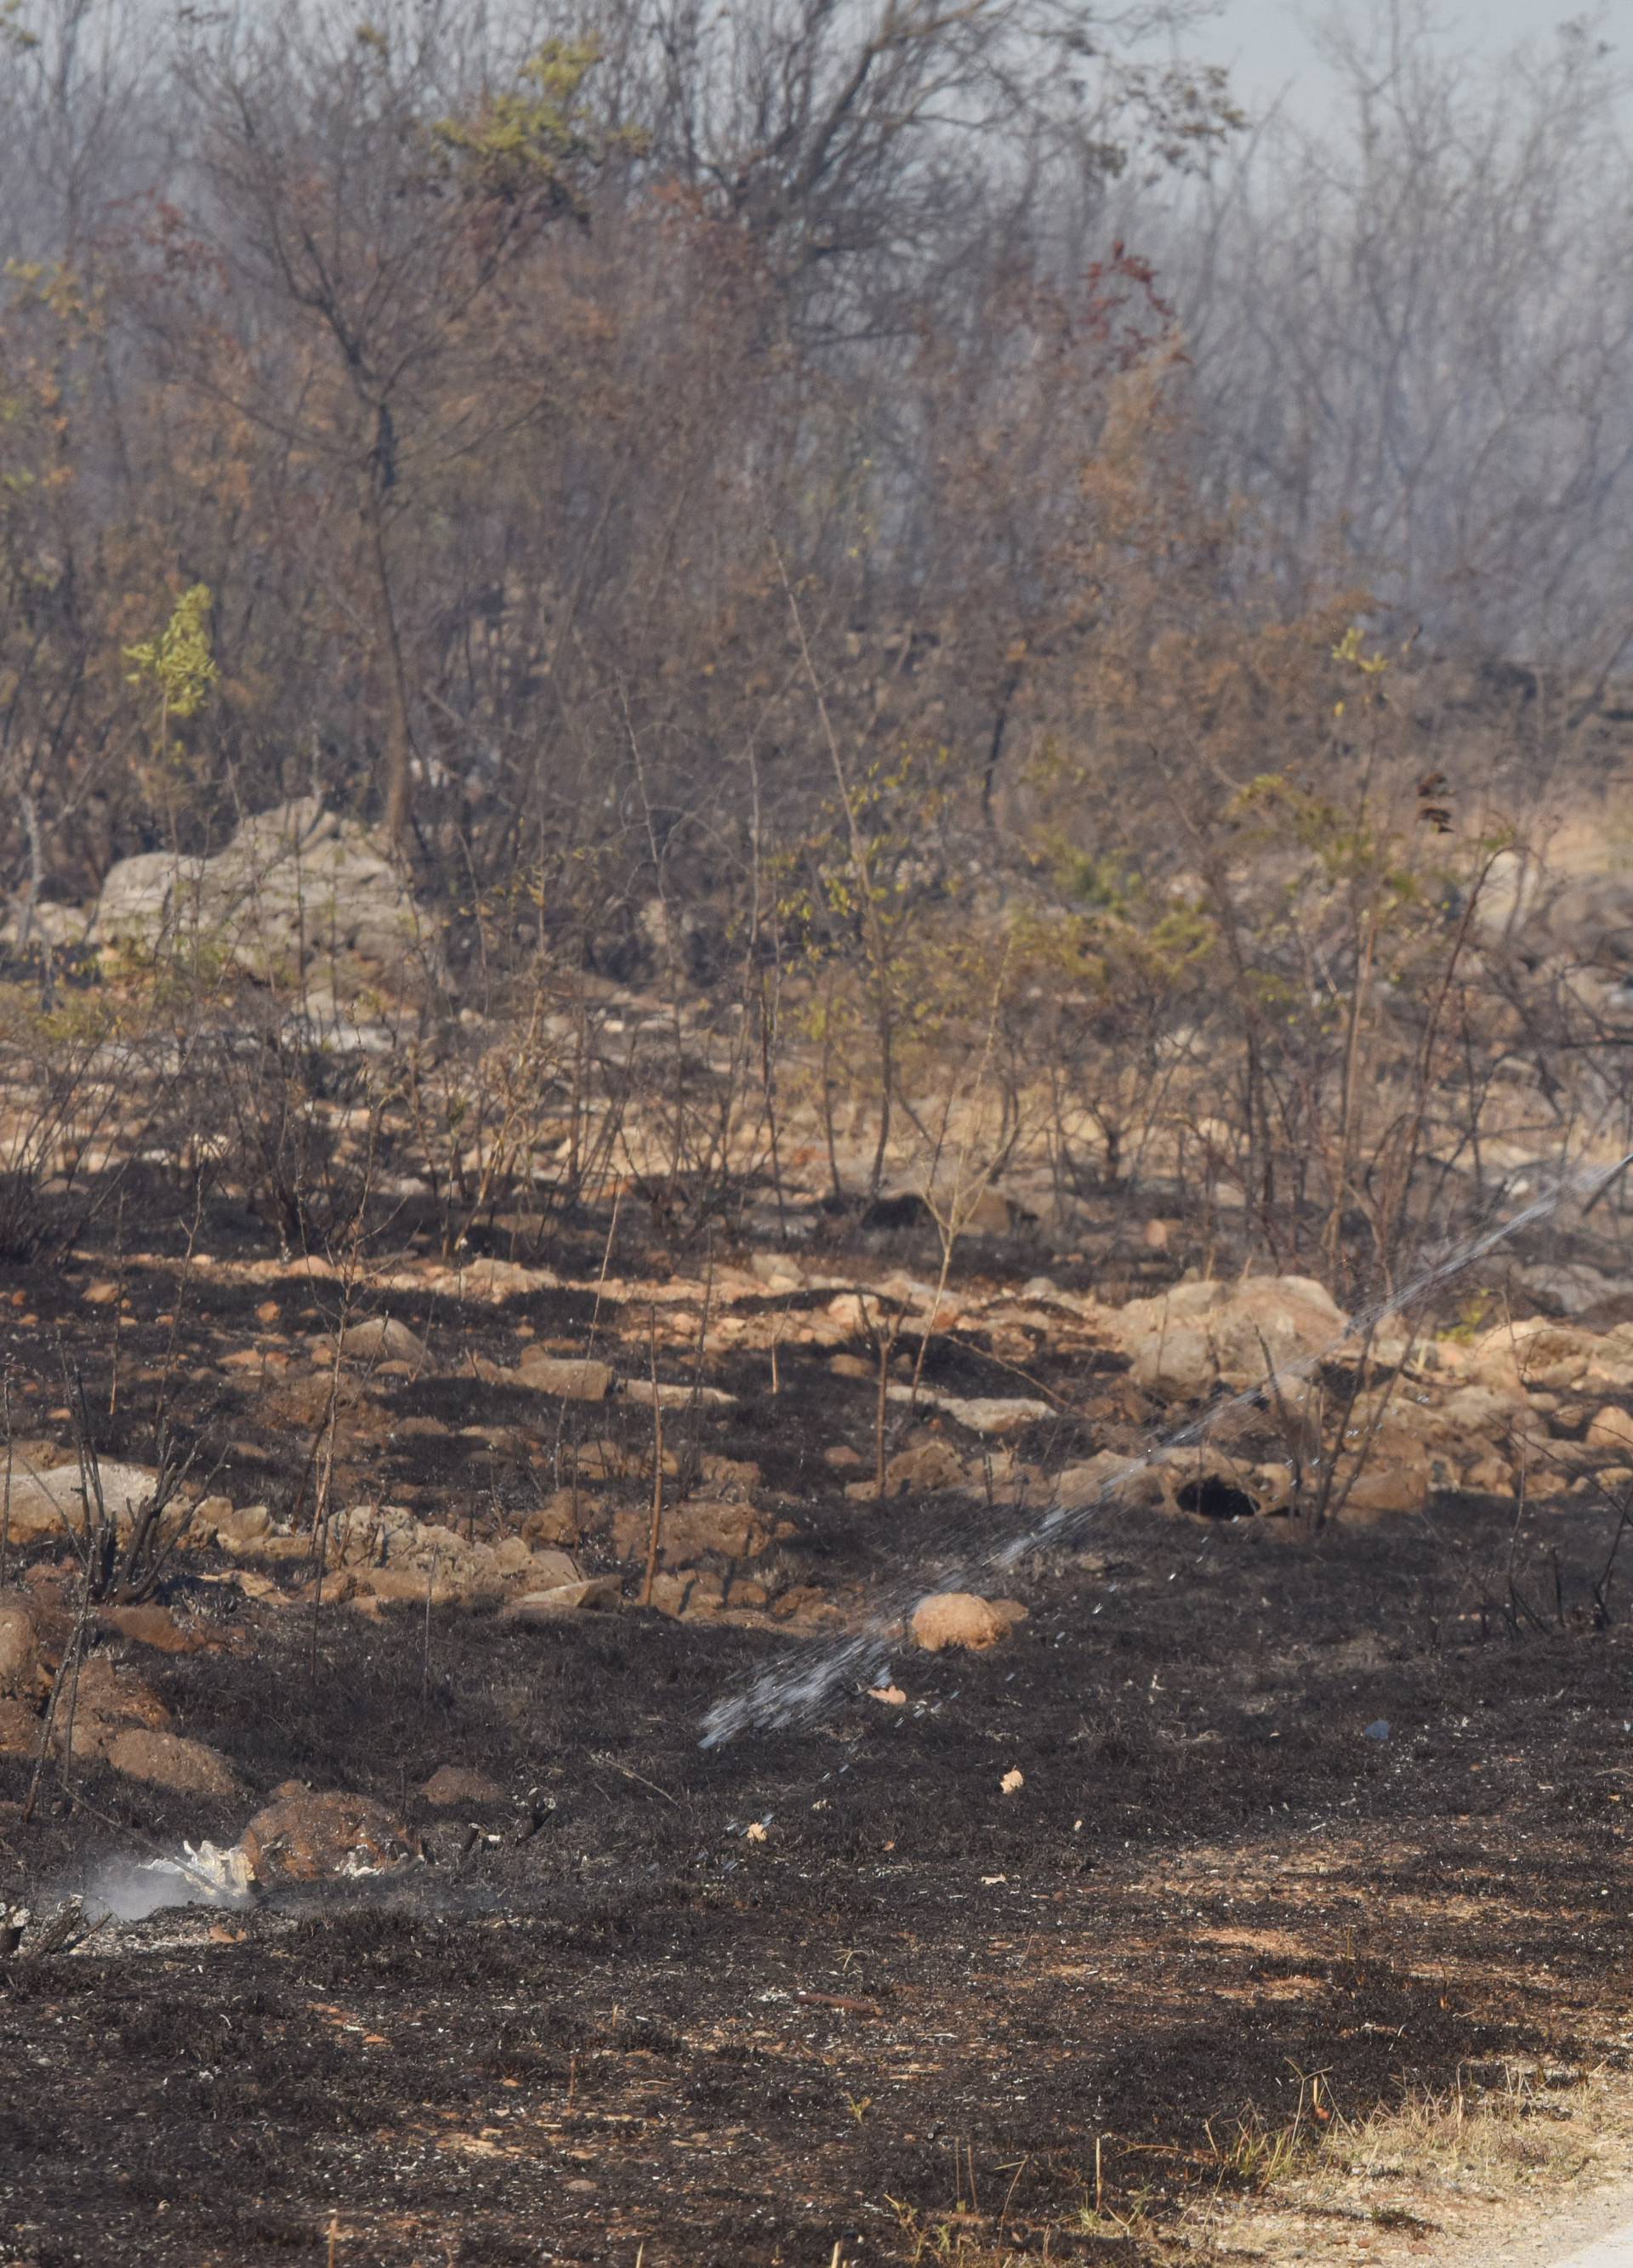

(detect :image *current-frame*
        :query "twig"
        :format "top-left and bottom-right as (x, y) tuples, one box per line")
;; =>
(421, 1546), (438, 1705)
(683, 1234), (716, 1496)
(590, 1753), (680, 1807)
(24, 1543), (95, 1826)
(1592, 1498), (1632, 1627)
(0, 1367), (11, 1591)
(641, 1306), (664, 1608)
(107, 1185), (127, 1421)
(794, 1989), (881, 2016)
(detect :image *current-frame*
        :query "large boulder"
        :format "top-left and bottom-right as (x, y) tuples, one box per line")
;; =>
(239, 1787), (418, 1883)
(93, 797), (435, 995)
(514, 1354), (615, 1401)
(3, 1461), (161, 1545)
(1149, 1445), (1294, 1521)
(105, 1729), (242, 1800)
(96, 850), (196, 943)
(612, 1498), (771, 1567)
(1474, 854), (1633, 1020)
(910, 1593), (1028, 1652)
(1510, 1260), (1633, 1318)
(336, 1316), (429, 1370)
(1110, 1276), (1347, 1398)
(1332, 1422), (1437, 1520)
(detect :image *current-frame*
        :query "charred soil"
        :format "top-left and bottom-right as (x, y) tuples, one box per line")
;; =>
(0, 1201), (1630, 2265)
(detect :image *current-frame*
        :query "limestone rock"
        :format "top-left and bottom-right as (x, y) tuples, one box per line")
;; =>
(499, 1577), (621, 1622)
(432, 1257), (560, 1304)
(1586, 1407), (1633, 1455)
(96, 848), (202, 945)
(1511, 1260), (1633, 1317)
(646, 1570), (726, 1618)
(885, 1384), (1051, 1436)
(2, 1460), (160, 1544)
(97, 1604), (214, 1655)
(521, 1492), (583, 1547)
(240, 1787), (418, 1882)
(762, 1583), (838, 1628)
(337, 1316), (428, 1369)
(697, 1454), (763, 1496)
(882, 1435), (969, 1497)
(354, 1564), (464, 1607)
(825, 1293), (872, 1337)
(208, 1503), (274, 1553)
(1471, 1318), (1601, 1392)
(612, 1498), (771, 1567)
(1462, 1452), (1516, 1496)
(1112, 1276), (1346, 1397)
(623, 1377), (737, 1411)
(1334, 1426), (1434, 1520)
(910, 1592), (1028, 1652)
(489, 1535), (533, 1577)
(3, 895), (88, 950)
(509, 1547), (583, 1590)
(1470, 846), (1545, 944)
(94, 797), (435, 996)
(105, 1730), (242, 1800)
(1437, 1383), (1529, 1438)
(1054, 1452), (1164, 1515)
(1152, 1447), (1280, 1521)
(1539, 872), (1633, 973)
(0, 1591), (39, 1697)
(514, 1354), (614, 1401)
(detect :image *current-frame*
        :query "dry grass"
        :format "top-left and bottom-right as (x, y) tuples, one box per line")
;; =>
(1186, 2061), (1633, 2265)
(879, 2065), (1633, 2265)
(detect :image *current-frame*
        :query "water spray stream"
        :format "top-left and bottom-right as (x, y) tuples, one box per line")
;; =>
(700, 1147), (1633, 1747)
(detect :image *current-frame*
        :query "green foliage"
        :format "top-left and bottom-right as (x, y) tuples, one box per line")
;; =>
(125, 583), (219, 729)
(1442, 1289), (1494, 1344)
(772, 744), (953, 956)
(1055, 848), (1134, 914)
(1329, 621), (1397, 719)
(433, 43), (609, 207)
(1033, 845), (1215, 999)
(1230, 771), (1418, 895)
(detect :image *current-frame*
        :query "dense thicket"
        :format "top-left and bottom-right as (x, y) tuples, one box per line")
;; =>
(0, 0), (1630, 1293)
(0, 0), (1626, 929)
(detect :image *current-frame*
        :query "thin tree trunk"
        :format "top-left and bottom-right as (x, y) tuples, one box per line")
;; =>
(363, 457), (413, 847)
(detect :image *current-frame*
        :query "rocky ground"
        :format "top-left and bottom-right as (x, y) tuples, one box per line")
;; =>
(3, 1160), (1633, 2265)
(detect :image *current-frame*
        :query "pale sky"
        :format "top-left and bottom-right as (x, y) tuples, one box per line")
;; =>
(1192, 0), (1625, 122)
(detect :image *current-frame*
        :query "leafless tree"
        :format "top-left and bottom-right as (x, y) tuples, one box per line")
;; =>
(1160, 2), (1633, 680)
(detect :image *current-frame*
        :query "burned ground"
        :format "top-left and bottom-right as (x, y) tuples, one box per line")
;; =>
(2, 1198), (1633, 2266)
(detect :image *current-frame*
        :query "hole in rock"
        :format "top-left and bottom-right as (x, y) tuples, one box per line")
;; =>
(1175, 1475), (1260, 1521)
